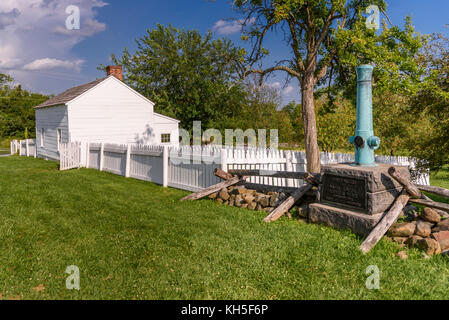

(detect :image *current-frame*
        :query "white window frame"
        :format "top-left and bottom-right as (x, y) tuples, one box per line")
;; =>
(161, 133), (171, 144)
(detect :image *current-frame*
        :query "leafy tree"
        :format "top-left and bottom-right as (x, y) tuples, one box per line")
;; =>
(0, 73), (48, 140)
(227, 80), (295, 144)
(411, 33), (449, 170)
(234, 0), (425, 172)
(103, 24), (247, 133)
(282, 100), (305, 145)
(316, 95), (354, 152)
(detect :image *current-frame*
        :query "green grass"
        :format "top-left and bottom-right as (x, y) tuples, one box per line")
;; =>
(0, 156), (448, 300)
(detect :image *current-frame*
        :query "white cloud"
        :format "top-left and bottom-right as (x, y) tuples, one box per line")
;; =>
(0, 0), (107, 92)
(212, 18), (255, 35)
(23, 58), (85, 71)
(283, 85), (294, 95)
(267, 82), (281, 90)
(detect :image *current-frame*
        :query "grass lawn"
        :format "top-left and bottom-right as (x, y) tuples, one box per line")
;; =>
(0, 156), (448, 300)
(0, 148), (9, 155)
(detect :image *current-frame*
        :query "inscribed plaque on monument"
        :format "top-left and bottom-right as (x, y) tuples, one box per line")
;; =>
(322, 174), (367, 210)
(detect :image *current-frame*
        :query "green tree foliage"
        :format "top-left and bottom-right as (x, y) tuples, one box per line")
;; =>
(411, 33), (449, 170)
(0, 74), (48, 140)
(316, 96), (354, 152)
(103, 24), (248, 133)
(282, 101), (304, 145)
(233, 0), (425, 172)
(227, 81), (296, 144)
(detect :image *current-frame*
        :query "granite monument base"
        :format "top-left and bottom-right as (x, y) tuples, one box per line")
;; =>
(309, 163), (410, 236)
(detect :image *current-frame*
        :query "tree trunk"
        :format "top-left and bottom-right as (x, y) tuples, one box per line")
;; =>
(301, 74), (321, 173)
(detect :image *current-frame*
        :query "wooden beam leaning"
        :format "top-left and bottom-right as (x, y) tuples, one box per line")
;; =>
(213, 168), (234, 181)
(180, 176), (243, 201)
(263, 184), (313, 223)
(360, 189), (410, 254)
(388, 167), (448, 217)
(408, 199), (449, 212)
(416, 185), (449, 199)
(388, 167), (422, 198)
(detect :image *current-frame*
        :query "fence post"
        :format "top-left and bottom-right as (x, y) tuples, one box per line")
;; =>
(26, 139), (29, 157)
(221, 148), (228, 172)
(34, 140), (37, 158)
(285, 150), (295, 187)
(125, 144), (131, 178)
(85, 143), (90, 168)
(163, 145), (169, 187)
(99, 143), (104, 171)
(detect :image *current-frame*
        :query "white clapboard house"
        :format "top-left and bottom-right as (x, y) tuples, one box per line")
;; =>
(35, 66), (179, 160)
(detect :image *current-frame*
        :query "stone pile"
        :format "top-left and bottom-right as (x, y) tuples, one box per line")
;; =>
(208, 185), (289, 213)
(387, 206), (449, 256)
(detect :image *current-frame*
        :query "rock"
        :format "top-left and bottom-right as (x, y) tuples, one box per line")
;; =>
(296, 205), (309, 219)
(208, 192), (218, 200)
(279, 193), (287, 201)
(231, 186), (247, 195)
(392, 237), (408, 246)
(416, 238), (441, 256)
(247, 202), (257, 210)
(259, 196), (270, 207)
(442, 251), (449, 257)
(242, 194), (255, 204)
(404, 205), (419, 220)
(241, 203), (248, 209)
(297, 218), (308, 224)
(216, 198), (223, 204)
(431, 231), (449, 252)
(228, 197), (235, 206)
(219, 188), (230, 201)
(435, 219), (449, 232)
(255, 203), (264, 211)
(403, 205), (418, 216)
(415, 220), (432, 238)
(269, 195), (278, 207)
(387, 222), (416, 237)
(421, 207), (441, 224)
(234, 195), (244, 207)
(254, 193), (265, 202)
(405, 235), (423, 248)
(263, 207), (274, 213)
(396, 251), (408, 260)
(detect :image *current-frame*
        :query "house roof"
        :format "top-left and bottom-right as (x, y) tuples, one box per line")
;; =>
(35, 77), (107, 109)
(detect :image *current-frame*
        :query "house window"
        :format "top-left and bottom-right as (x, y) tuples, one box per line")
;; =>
(57, 129), (62, 151)
(161, 133), (171, 143)
(41, 128), (45, 147)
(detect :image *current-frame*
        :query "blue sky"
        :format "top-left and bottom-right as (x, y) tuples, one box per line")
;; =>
(0, 0), (448, 105)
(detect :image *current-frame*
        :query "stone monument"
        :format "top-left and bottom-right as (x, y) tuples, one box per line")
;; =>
(309, 65), (411, 236)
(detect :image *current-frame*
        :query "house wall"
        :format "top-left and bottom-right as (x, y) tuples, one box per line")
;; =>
(153, 113), (180, 147)
(68, 77), (173, 145)
(35, 104), (69, 160)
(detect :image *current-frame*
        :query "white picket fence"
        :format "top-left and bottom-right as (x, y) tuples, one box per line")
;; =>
(55, 142), (430, 191)
(10, 138), (430, 190)
(60, 142), (82, 170)
(11, 139), (37, 157)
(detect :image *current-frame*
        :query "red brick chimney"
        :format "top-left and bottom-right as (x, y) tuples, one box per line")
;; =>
(106, 65), (122, 81)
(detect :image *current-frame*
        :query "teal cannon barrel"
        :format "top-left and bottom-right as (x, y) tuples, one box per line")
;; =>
(349, 65), (380, 166)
